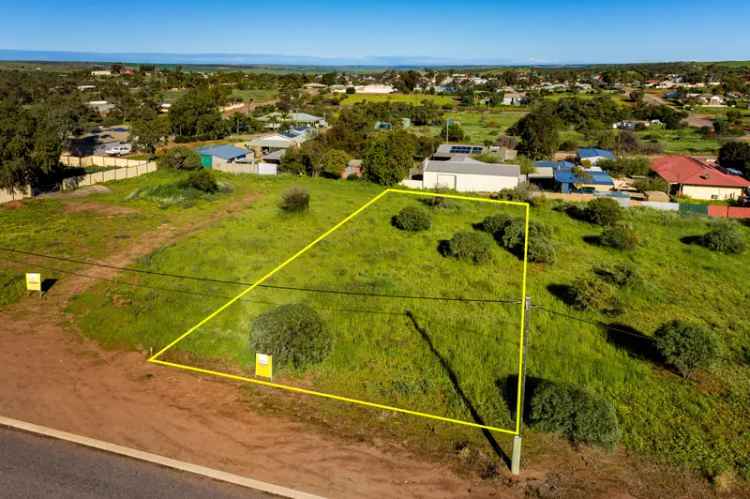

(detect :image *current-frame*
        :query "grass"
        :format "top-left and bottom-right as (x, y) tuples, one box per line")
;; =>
(637, 127), (722, 155)
(411, 109), (528, 144)
(230, 88), (278, 103)
(340, 93), (456, 107)
(55, 176), (750, 481)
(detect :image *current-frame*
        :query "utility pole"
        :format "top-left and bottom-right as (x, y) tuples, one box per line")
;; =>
(511, 295), (531, 476)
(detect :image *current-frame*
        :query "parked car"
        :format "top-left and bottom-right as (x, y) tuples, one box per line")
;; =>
(104, 143), (133, 156)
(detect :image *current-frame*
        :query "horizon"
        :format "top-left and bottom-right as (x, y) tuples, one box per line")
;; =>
(3, 1), (750, 65)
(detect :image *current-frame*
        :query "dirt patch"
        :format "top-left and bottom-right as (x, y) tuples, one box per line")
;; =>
(686, 114), (714, 128)
(63, 202), (139, 217)
(1, 200), (24, 210)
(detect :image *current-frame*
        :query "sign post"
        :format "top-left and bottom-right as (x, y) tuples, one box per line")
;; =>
(255, 353), (273, 380)
(25, 273), (42, 293)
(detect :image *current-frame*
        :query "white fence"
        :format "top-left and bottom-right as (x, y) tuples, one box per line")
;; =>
(61, 161), (157, 190)
(60, 154), (149, 169)
(214, 162), (277, 176)
(0, 186), (32, 205)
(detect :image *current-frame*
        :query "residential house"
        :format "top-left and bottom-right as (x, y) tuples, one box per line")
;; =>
(578, 148), (615, 166)
(258, 112), (328, 130)
(533, 161), (615, 193)
(246, 127), (313, 154)
(502, 91), (527, 106)
(86, 100), (116, 116)
(418, 156), (520, 192)
(650, 156), (750, 201)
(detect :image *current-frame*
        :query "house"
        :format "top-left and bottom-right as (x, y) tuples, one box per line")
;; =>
(196, 145), (251, 169)
(91, 70), (113, 77)
(258, 112), (328, 129)
(433, 144), (485, 160)
(533, 161), (615, 193)
(502, 91), (527, 106)
(650, 156), (750, 201)
(86, 100), (116, 115)
(374, 118), (411, 130)
(354, 84), (396, 94)
(578, 148), (615, 166)
(415, 156), (520, 193)
(246, 127), (313, 153)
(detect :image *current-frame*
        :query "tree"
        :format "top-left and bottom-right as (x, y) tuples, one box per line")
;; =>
(157, 147), (202, 170)
(320, 149), (351, 178)
(718, 141), (750, 176)
(508, 106), (561, 159)
(169, 88), (226, 139)
(654, 320), (720, 378)
(584, 198), (623, 226)
(130, 109), (169, 154)
(362, 130), (415, 186)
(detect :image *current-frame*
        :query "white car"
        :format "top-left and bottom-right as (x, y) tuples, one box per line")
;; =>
(104, 143), (133, 156)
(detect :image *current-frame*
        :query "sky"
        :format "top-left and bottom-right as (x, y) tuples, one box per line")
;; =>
(2, 0), (750, 65)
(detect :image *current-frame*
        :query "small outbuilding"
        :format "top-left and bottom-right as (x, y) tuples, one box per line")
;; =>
(197, 145), (250, 169)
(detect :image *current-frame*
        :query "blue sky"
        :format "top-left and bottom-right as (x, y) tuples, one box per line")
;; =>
(2, 0), (749, 64)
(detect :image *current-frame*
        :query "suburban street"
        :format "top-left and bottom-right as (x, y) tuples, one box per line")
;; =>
(0, 427), (274, 499)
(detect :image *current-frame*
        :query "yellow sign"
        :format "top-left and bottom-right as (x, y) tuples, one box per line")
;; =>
(255, 353), (273, 379)
(25, 273), (42, 292)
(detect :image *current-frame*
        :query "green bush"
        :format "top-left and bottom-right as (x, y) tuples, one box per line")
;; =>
(530, 381), (621, 448)
(584, 198), (623, 226)
(654, 320), (720, 378)
(157, 147), (202, 170)
(500, 218), (557, 263)
(280, 187), (310, 213)
(600, 222), (639, 250)
(477, 213), (512, 236)
(568, 276), (619, 313)
(699, 224), (746, 254)
(249, 304), (331, 370)
(593, 263), (641, 288)
(180, 169), (218, 193)
(443, 231), (494, 264)
(392, 206), (431, 232)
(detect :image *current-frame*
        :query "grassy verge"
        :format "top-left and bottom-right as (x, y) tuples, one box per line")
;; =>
(340, 93), (456, 106)
(64, 177), (750, 481)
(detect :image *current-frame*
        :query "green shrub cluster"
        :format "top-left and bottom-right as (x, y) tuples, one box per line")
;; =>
(593, 263), (641, 288)
(654, 320), (720, 378)
(699, 224), (746, 254)
(530, 381), (621, 448)
(584, 198), (623, 226)
(443, 231), (494, 264)
(477, 215), (556, 263)
(568, 276), (620, 314)
(600, 222), (639, 250)
(477, 214), (512, 236)
(180, 170), (219, 193)
(157, 147), (202, 170)
(249, 304), (331, 370)
(280, 187), (310, 213)
(392, 206), (431, 232)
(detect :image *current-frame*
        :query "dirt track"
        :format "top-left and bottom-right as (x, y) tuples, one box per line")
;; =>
(0, 196), (508, 498)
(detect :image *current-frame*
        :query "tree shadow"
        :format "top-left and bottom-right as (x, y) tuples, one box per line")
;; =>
(546, 283), (576, 307)
(405, 311), (511, 469)
(437, 239), (451, 257)
(583, 235), (602, 246)
(601, 322), (663, 364)
(41, 278), (58, 293)
(680, 235), (703, 246)
(498, 375), (547, 426)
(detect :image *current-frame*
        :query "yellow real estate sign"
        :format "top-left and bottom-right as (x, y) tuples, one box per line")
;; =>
(255, 353), (273, 379)
(25, 273), (41, 292)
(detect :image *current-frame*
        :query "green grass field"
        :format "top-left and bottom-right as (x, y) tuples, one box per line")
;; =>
(340, 93), (456, 107)
(411, 109), (528, 143)
(2, 171), (749, 480)
(637, 127), (722, 155)
(231, 88), (278, 102)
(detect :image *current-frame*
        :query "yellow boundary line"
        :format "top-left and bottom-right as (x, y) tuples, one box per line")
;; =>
(149, 188), (530, 436)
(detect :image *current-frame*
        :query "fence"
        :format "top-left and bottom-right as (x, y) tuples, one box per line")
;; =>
(0, 186), (32, 205)
(59, 154), (149, 169)
(61, 161), (157, 190)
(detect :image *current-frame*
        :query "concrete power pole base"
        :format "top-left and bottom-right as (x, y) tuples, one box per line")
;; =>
(511, 435), (522, 476)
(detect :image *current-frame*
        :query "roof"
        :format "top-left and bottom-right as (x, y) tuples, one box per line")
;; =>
(554, 164), (614, 186)
(534, 160), (576, 169)
(436, 144), (485, 156)
(424, 157), (520, 178)
(196, 145), (248, 160)
(651, 156), (750, 188)
(258, 112), (324, 123)
(578, 148), (615, 160)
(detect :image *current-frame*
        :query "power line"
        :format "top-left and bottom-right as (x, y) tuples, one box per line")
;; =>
(0, 246), (522, 305)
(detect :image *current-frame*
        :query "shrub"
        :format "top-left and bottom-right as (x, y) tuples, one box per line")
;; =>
(500, 218), (557, 263)
(443, 231), (494, 264)
(529, 381), (621, 448)
(654, 320), (720, 378)
(392, 206), (431, 232)
(280, 187), (310, 213)
(600, 222), (639, 250)
(699, 224), (746, 254)
(157, 147), (202, 170)
(249, 304), (331, 370)
(477, 213), (512, 237)
(568, 276), (619, 313)
(180, 169), (218, 193)
(633, 177), (669, 193)
(593, 263), (641, 288)
(584, 198), (623, 226)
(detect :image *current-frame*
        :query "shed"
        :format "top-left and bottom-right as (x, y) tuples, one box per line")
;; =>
(421, 157), (520, 192)
(577, 148), (615, 166)
(196, 145), (250, 169)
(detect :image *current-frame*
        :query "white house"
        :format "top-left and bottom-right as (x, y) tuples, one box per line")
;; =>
(415, 157), (521, 193)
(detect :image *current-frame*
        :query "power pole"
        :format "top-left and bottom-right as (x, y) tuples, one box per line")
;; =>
(511, 295), (531, 476)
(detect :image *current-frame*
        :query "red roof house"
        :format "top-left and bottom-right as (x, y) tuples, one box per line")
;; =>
(650, 156), (750, 201)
